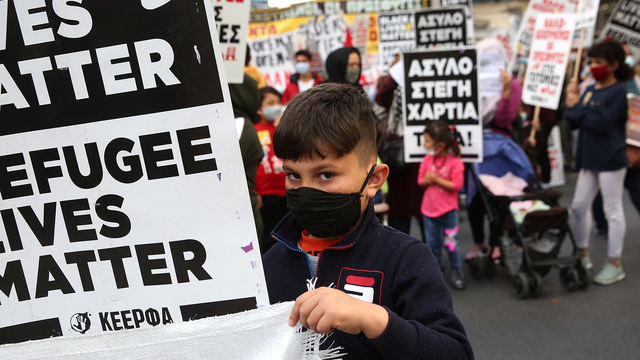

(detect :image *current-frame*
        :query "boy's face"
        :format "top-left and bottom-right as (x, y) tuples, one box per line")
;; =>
(283, 149), (387, 227)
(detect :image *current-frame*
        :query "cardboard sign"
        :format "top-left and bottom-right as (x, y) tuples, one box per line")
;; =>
(599, 0), (640, 58)
(547, 126), (566, 187)
(0, 0), (268, 344)
(210, 0), (251, 84)
(402, 48), (482, 163)
(522, 14), (576, 110)
(414, 7), (467, 50)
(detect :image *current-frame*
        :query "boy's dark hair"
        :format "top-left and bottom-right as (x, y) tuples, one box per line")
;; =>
(259, 86), (282, 104)
(424, 120), (461, 157)
(588, 40), (634, 81)
(245, 44), (251, 66)
(273, 83), (376, 167)
(295, 49), (312, 61)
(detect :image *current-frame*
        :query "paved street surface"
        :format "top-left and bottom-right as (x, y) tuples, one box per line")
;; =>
(410, 172), (640, 360)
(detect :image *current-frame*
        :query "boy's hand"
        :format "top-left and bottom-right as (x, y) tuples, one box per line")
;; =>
(289, 287), (389, 339)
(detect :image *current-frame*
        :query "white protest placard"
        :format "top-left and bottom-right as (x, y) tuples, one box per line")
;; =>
(377, 11), (416, 71)
(488, 28), (516, 70)
(414, 7), (468, 50)
(599, 0), (640, 58)
(547, 126), (566, 187)
(0, 0), (268, 345)
(210, 0), (251, 84)
(512, 0), (579, 58)
(248, 33), (295, 93)
(522, 14), (577, 110)
(576, 0), (600, 29)
(402, 48), (482, 163)
(352, 14), (370, 55)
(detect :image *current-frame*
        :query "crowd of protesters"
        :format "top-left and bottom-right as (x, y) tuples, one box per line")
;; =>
(232, 38), (639, 289)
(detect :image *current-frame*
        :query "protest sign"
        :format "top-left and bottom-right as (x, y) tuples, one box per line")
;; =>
(403, 48), (482, 163)
(377, 11), (416, 71)
(512, 0), (578, 59)
(414, 7), (467, 50)
(0, 0), (268, 344)
(522, 14), (576, 110)
(440, 0), (475, 46)
(600, 0), (640, 58)
(628, 94), (640, 147)
(547, 126), (566, 187)
(210, 0), (251, 84)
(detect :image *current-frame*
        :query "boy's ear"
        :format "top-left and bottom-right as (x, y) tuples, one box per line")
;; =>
(364, 164), (389, 198)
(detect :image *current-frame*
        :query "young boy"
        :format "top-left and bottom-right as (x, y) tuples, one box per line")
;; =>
(262, 83), (474, 359)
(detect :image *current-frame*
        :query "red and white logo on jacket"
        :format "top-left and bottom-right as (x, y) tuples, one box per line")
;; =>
(337, 268), (384, 304)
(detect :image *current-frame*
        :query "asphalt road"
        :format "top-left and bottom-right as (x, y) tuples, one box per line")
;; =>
(410, 172), (640, 360)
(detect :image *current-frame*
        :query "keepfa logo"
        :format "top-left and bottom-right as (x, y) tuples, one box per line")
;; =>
(70, 312), (91, 334)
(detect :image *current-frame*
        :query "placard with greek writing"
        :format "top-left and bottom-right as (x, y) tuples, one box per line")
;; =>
(402, 48), (482, 163)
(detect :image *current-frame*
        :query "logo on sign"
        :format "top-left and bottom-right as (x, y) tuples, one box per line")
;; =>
(337, 268), (384, 304)
(70, 312), (91, 334)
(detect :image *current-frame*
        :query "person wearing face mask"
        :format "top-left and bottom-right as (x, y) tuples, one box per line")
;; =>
(282, 50), (324, 105)
(418, 121), (466, 290)
(323, 47), (363, 89)
(565, 39), (633, 285)
(254, 87), (287, 254)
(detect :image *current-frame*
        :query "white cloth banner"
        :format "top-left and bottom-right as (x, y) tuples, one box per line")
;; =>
(0, 302), (334, 360)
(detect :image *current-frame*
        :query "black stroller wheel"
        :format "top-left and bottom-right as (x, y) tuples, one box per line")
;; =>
(529, 272), (543, 298)
(469, 257), (485, 280)
(560, 266), (579, 291)
(513, 271), (529, 299)
(575, 264), (590, 289)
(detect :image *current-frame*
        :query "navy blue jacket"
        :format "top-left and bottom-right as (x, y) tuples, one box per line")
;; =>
(262, 202), (474, 359)
(566, 82), (629, 171)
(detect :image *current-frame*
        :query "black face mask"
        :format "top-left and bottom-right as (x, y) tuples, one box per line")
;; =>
(286, 165), (376, 238)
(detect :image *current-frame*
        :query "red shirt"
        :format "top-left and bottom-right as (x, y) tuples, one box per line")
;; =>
(254, 122), (286, 196)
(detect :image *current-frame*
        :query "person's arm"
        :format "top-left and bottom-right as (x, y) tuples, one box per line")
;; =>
(368, 243), (474, 359)
(578, 85), (628, 134)
(417, 157), (432, 187)
(282, 83), (293, 105)
(564, 79), (583, 130)
(493, 77), (522, 129)
(375, 75), (399, 109)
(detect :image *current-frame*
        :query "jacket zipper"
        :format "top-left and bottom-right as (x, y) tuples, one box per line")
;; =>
(273, 235), (315, 279)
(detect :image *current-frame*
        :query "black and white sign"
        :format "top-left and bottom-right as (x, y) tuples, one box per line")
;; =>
(414, 7), (467, 50)
(600, 0), (640, 58)
(403, 48), (482, 163)
(377, 11), (415, 70)
(209, 0), (251, 84)
(0, 0), (268, 344)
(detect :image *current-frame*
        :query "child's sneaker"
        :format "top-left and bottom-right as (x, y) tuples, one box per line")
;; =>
(451, 271), (466, 290)
(580, 253), (593, 270)
(593, 263), (625, 285)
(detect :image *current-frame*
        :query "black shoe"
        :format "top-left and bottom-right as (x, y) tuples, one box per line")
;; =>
(597, 228), (608, 240)
(451, 271), (466, 290)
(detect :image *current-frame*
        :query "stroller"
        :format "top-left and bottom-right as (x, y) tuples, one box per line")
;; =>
(466, 133), (589, 299)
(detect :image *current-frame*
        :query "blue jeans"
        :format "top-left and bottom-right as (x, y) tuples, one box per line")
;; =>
(423, 210), (462, 272)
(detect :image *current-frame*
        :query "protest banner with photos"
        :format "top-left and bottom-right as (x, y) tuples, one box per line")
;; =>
(0, 0), (268, 344)
(628, 94), (640, 147)
(522, 14), (577, 110)
(599, 0), (640, 58)
(210, 0), (251, 84)
(402, 48), (482, 163)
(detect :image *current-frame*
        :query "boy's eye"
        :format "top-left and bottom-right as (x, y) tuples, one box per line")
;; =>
(286, 173), (301, 180)
(319, 172), (334, 180)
